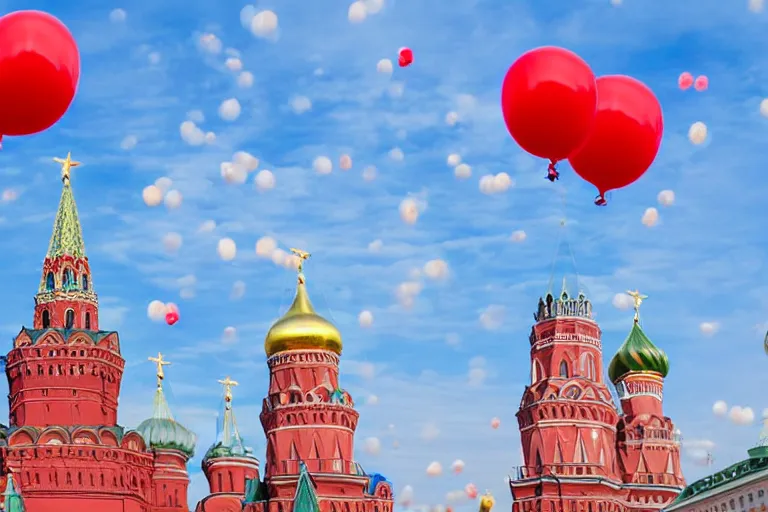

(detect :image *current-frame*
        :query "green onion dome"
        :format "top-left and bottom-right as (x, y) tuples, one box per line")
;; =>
(136, 417), (197, 458)
(608, 322), (670, 383)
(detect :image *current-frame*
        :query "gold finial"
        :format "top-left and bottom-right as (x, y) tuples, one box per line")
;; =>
(218, 376), (239, 403)
(626, 289), (647, 324)
(290, 248), (311, 283)
(479, 491), (495, 512)
(52, 152), (81, 184)
(148, 352), (171, 389)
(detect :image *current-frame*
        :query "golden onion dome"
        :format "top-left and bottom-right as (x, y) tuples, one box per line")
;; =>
(264, 260), (342, 357)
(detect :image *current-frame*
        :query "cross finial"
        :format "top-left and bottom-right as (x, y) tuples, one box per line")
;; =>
(148, 352), (171, 389)
(626, 289), (647, 324)
(290, 248), (311, 284)
(218, 376), (239, 403)
(52, 152), (81, 185)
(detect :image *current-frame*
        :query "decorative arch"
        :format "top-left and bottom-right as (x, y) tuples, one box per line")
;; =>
(580, 353), (597, 380)
(98, 429), (120, 447)
(122, 432), (147, 452)
(8, 427), (38, 446)
(67, 333), (92, 346)
(37, 332), (65, 346)
(37, 426), (71, 445)
(71, 428), (99, 445)
(531, 359), (543, 383)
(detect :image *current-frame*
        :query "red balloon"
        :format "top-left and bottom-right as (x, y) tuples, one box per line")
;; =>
(398, 47), (413, 68)
(567, 75), (663, 205)
(0, 11), (80, 140)
(165, 311), (179, 326)
(501, 46), (597, 179)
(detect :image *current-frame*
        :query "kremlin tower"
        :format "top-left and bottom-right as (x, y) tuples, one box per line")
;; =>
(509, 281), (685, 512)
(196, 250), (394, 512)
(0, 154), (394, 511)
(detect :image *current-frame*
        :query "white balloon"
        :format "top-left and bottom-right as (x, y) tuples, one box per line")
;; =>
(688, 121), (707, 145)
(147, 300), (167, 322)
(217, 238), (237, 261)
(142, 186), (163, 207)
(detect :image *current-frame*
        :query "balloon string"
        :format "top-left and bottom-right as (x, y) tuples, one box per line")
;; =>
(545, 185), (568, 293)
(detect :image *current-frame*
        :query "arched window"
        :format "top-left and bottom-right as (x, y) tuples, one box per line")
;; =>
(559, 360), (569, 378)
(65, 309), (75, 329)
(535, 450), (543, 471)
(82, 274), (89, 290)
(63, 269), (73, 289)
(46, 272), (55, 291)
(42, 310), (51, 329)
(531, 360), (539, 383)
(217, 472), (222, 491)
(85, 312), (91, 330)
(580, 353), (597, 380)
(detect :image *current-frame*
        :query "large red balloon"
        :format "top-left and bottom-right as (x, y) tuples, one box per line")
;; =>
(501, 46), (597, 178)
(567, 75), (663, 205)
(0, 11), (80, 140)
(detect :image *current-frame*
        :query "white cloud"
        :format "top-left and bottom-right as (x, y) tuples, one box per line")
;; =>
(240, 5), (256, 27)
(421, 423), (440, 442)
(425, 461), (442, 476)
(217, 238), (237, 261)
(313, 156), (333, 174)
(479, 305), (505, 330)
(641, 207), (659, 227)
(237, 71), (254, 88)
(377, 59), (393, 75)
(423, 259), (449, 281)
(510, 230), (526, 243)
(187, 110), (205, 123)
(657, 189), (675, 207)
(359, 310), (374, 327)
(179, 121), (208, 146)
(218, 99), (242, 121)
(290, 96), (312, 114)
(1, 189), (18, 203)
(454, 163), (471, 179)
(198, 33), (222, 54)
(364, 0), (385, 14)
(612, 292), (634, 310)
(162, 232), (183, 254)
(120, 135), (138, 150)
(445, 111), (459, 126)
(251, 10), (279, 39)
(749, 0), (764, 13)
(699, 322), (719, 336)
(688, 121), (708, 145)
(712, 400), (728, 417)
(255, 170), (276, 191)
(368, 239), (383, 252)
(362, 166), (377, 181)
(366, 395), (379, 406)
(164, 190), (182, 209)
(389, 147), (405, 162)
(230, 280), (246, 300)
(109, 8), (127, 23)
(148, 52), (161, 65)
(198, 220), (216, 233)
(363, 437), (381, 455)
(225, 57), (243, 72)
(348, 1), (368, 23)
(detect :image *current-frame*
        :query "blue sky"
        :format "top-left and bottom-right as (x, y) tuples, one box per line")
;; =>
(0, 0), (766, 509)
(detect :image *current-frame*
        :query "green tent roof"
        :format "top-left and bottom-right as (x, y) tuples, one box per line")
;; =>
(607, 322), (669, 383)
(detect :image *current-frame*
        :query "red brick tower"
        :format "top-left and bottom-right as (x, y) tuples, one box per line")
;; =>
(240, 250), (393, 512)
(607, 291), (685, 507)
(511, 282), (624, 512)
(1, 154), (157, 512)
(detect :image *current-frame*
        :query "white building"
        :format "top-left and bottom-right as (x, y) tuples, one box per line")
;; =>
(665, 422), (768, 512)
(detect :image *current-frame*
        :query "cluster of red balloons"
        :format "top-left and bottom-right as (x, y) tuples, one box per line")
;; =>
(678, 72), (708, 92)
(398, 47), (413, 68)
(500, 46), (663, 205)
(0, 10), (80, 147)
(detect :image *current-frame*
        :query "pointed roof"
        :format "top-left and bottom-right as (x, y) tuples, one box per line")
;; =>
(2, 474), (25, 512)
(46, 154), (87, 260)
(204, 377), (255, 460)
(293, 462), (320, 512)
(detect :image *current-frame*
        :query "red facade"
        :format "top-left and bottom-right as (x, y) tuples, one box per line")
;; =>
(510, 290), (685, 512)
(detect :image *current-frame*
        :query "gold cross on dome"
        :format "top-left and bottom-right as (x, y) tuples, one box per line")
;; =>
(218, 376), (239, 402)
(290, 248), (311, 282)
(52, 152), (81, 184)
(148, 352), (171, 388)
(626, 289), (648, 324)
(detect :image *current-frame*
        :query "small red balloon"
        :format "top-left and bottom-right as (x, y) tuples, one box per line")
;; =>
(501, 46), (597, 179)
(165, 311), (179, 326)
(678, 72), (693, 90)
(694, 75), (708, 92)
(567, 75), (663, 205)
(398, 47), (413, 67)
(0, 10), (80, 140)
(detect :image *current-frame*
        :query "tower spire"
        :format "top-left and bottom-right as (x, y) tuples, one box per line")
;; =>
(626, 289), (648, 324)
(217, 376), (247, 454)
(46, 153), (86, 260)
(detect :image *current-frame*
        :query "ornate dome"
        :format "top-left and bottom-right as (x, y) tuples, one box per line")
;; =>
(607, 322), (669, 383)
(136, 417), (196, 458)
(264, 278), (342, 357)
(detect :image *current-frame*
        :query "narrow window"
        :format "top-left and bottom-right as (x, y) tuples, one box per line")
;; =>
(82, 274), (89, 290)
(45, 272), (55, 291)
(85, 312), (91, 330)
(42, 310), (50, 329)
(559, 360), (569, 378)
(65, 309), (74, 329)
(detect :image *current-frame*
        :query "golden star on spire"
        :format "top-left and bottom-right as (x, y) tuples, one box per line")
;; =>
(52, 152), (81, 184)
